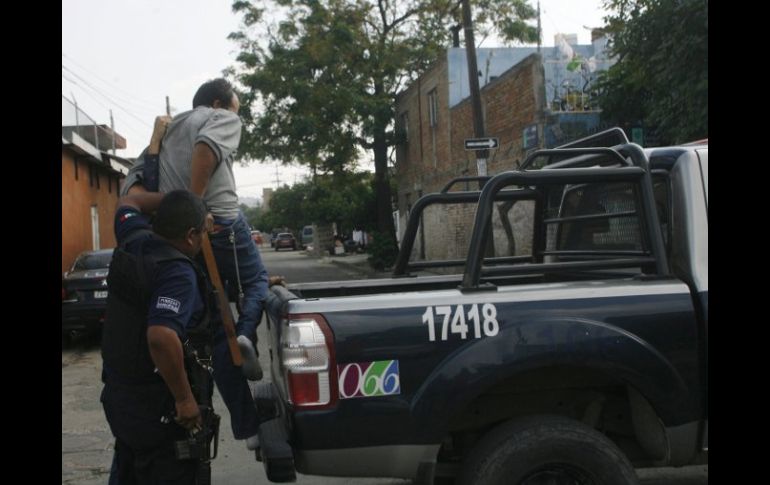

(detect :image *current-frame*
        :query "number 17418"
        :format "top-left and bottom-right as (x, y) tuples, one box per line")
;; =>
(421, 303), (499, 342)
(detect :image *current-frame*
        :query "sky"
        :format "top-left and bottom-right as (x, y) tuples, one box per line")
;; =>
(62, 0), (609, 202)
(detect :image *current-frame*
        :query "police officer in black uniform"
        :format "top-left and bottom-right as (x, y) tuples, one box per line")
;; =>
(101, 188), (214, 484)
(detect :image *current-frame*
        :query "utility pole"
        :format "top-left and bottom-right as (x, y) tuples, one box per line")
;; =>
(461, 0), (487, 178)
(537, 1), (542, 54)
(273, 164), (282, 188)
(461, 0), (495, 258)
(109, 109), (116, 155)
(166, 96), (171, 116)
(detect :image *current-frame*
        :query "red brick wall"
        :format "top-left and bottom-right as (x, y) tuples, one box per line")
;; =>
(61, 149), (122, 274)
(394, 53), (545, 262)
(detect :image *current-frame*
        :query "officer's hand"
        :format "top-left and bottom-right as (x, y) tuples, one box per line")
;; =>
(174, 397), (202, 432)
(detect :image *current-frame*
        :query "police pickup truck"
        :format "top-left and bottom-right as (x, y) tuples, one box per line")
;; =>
(253, 129), (708, 485)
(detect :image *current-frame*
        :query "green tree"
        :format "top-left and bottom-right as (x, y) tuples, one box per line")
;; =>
(227, 0), (537, 249)
(263, 172), (376, 236)
(597, 0), (708, 144)
(240, 203), (264, 229)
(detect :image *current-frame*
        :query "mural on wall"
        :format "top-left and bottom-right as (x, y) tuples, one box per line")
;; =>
(544, 34), (611, 113)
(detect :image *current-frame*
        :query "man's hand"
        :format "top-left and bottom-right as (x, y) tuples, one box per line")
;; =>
(204, 213), (215, 233)
(174, 396), (202, 432)
(269, 275), (287, 287)
(149, 115), (172, 154)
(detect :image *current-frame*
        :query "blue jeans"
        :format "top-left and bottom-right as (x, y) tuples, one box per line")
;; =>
(208, 211), (269, 339)
(202, 211), (268, 439)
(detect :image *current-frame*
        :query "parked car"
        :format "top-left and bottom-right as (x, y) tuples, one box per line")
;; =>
(270, 227), (288, 247)
(62, 248), (113, 338)
(274, 233), (297, 251)
(251, 230), (264, 245)
(300, 225), (314, 249)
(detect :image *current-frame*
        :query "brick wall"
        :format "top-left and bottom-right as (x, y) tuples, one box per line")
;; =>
(62, 149), (123, 274)
(395, 53), (544, 268)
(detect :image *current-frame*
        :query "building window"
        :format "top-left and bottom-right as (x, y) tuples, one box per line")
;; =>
(91, 205), (100, 250)
(399, 111), (409, 143)
(428, 88), (439, 167)
(404, 193), (411, 218)
(398, 111), (409, 165)
(428, 89), (438, 127)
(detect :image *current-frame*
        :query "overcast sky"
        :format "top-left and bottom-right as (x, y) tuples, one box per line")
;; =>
(62, 0), (608, 201)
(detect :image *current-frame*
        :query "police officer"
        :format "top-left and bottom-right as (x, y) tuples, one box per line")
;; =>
(101, 188), (213, 484)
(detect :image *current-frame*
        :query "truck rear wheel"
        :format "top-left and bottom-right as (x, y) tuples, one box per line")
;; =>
(456, 415), (638, 485)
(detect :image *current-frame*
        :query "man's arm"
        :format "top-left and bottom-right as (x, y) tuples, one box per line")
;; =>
(116, 191), (165, 214)
(120, 116), (172, 196)
(189, 142), (218, 197)
(147, 326), (201, 430)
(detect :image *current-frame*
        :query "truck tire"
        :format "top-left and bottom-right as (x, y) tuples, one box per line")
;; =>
(456, 415), (638, 485)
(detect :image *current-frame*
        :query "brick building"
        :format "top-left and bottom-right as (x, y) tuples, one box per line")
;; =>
(394, 53), (545, 265)
(61, 96), (132, 274)
(393, 34), (615, 266)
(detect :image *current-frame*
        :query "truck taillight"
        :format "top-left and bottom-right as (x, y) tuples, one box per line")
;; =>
(281, 314), (337, 408)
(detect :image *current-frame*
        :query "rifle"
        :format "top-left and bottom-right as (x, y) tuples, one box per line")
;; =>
(174, 339), (221, 485)
(200, 231), (243, 367)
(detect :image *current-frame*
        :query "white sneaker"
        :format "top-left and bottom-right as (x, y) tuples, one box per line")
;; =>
(246, 433), (260, 450)
(237, 335), (263, 381)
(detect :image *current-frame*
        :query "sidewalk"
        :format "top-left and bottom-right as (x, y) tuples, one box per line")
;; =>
(309, 250), (389, 278)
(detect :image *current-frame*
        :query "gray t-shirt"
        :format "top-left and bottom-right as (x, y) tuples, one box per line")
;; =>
(121, 106), (242, 220)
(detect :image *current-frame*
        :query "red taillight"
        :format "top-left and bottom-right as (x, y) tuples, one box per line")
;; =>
(287, 373), (321, 404)
(280, 313), (337, 408)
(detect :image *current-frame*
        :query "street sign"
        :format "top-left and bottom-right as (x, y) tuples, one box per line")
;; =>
(464, 137), (499, 150)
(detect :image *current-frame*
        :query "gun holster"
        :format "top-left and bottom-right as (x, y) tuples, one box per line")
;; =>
(174, 405), (220, 461)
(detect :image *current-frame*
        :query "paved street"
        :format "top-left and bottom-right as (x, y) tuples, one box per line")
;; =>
(62, 248), (707, 484)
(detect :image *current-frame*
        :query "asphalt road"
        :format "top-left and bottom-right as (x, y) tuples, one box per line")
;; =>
(62, 247), (707, 484)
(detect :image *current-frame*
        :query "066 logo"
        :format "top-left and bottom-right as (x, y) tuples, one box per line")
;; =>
(338, 360), (400, 399)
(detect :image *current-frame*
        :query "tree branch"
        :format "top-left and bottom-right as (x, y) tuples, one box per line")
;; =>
(378, 0), (388, 30)
(357, 136), (375, 150)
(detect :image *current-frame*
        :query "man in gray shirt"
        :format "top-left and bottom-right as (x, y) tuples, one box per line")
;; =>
(122, 79), (266, 450)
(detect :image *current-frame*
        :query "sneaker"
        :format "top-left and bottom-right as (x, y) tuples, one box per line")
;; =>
(237, 335), (263, 381)
(246, 433), (260, 450)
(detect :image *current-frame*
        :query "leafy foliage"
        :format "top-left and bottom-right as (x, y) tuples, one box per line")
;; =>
(228, 0), (538, 247)
(255, 171), (376, 235)
(596, 0), (708, 144)
(367, 231), (399, 271)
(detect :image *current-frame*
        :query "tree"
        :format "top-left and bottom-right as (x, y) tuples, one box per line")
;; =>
(227, 0), (537, 248)
(240, 203), (264, 229)
(260, 171), (376, 236)
(597, 0), (708, 144)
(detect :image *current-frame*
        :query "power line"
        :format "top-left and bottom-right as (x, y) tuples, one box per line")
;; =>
(62, 77), (149, 147)
(61, 66), (151, 129)
(62, 52), (161, 110)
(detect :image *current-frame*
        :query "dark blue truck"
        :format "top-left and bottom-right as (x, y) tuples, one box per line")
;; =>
(254, 131), (708, 484)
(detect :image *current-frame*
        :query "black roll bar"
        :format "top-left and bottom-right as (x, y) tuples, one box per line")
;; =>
(462, 144), (669, 289)
(392, 188), (539, 276)
(440, 176), (491, 193)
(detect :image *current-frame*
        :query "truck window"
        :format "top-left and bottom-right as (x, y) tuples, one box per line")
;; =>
(555, 182), (642, 253)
